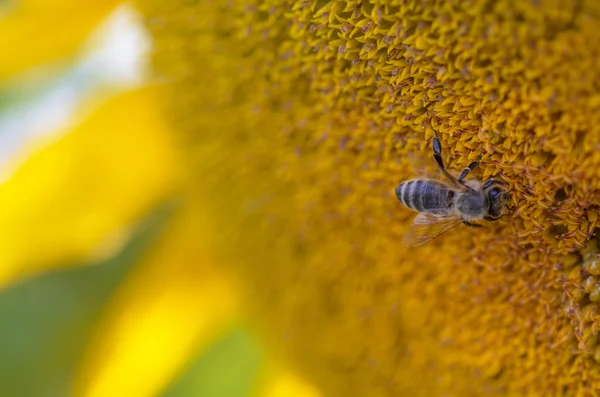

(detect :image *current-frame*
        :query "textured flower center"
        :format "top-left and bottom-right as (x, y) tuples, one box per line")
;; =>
(138, 0), (600, 395)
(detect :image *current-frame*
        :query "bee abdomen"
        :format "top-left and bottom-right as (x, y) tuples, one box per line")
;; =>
(395, 180), (424, 211)
(395, 180), (452, 214)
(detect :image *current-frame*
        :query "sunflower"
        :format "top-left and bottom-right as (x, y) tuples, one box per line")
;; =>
(4, 0), (600, 396)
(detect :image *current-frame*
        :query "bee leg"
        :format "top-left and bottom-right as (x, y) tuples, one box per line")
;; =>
(482, 179), (509, 190)
(463, 221), (484, 228)
(432, 133), (464, 188)
(457, 153), (483, 183)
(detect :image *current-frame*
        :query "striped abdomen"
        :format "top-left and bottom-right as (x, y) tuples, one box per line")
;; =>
(395, 180), (455, 215)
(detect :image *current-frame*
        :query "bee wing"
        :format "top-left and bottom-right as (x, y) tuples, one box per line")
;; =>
(402, 213), (463, 247)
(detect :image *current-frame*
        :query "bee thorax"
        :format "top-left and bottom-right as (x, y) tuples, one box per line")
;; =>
(455, 192), (488, 219)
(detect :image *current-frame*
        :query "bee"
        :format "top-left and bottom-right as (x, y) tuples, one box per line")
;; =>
(395, 133), (511, 246)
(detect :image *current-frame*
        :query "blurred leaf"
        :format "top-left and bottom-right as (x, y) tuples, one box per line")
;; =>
(161, 328), (263, 397)
(0, 203), (173, 397)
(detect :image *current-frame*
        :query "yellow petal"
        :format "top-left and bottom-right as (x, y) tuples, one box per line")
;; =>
(0, 88), (179, 286)
(0, 0), (121, 80)
(74, 203), (239, 397)
(257, 369), (322, 397)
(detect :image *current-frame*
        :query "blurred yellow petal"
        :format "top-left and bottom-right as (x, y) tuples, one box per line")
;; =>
(258, 369), (321, 397)
(0, 88), (178, 286)
(75, 203), (239, 397)
(0, 0), (121, 80)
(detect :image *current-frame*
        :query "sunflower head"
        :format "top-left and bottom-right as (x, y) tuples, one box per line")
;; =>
(121, 0), (600, 395)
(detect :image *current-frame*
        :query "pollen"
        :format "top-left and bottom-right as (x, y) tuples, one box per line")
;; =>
(138, 0), (600, 395)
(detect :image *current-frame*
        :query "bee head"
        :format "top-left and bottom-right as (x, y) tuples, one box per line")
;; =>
(485, 184), (511, 220)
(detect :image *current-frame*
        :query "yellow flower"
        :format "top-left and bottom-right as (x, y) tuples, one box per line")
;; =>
(6, 0), (600, 395)
(133, 0), (600, 395)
